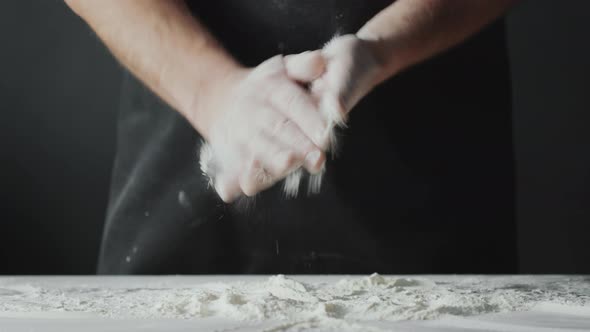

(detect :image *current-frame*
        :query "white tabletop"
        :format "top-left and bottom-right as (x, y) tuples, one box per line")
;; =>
(0, 275), (589, 331)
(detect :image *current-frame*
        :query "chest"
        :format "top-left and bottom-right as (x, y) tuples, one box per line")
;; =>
(185, 0), (393, 62)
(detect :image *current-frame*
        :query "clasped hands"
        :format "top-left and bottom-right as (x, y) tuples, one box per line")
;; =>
(198, 34), (383, 203)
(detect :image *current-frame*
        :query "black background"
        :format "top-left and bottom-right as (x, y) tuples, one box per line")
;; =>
(1, 0), (589, 274)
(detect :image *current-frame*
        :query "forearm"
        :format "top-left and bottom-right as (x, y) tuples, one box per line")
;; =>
(357, 0), (519, 84)
(64, 0), (241, 137)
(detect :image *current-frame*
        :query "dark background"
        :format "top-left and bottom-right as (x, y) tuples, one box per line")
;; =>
(1, 0), (589, 274)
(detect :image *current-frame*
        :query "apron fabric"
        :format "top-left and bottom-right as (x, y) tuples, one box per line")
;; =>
(98, 0), (517, 274)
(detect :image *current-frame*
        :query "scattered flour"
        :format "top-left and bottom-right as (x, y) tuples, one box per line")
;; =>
(0, 274), (589, 331)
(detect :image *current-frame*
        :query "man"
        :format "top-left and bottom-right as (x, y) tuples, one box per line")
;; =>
(65, 0), (519, 274)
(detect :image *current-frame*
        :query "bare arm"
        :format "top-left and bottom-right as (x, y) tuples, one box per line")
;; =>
(64, 0), (240, 138)
(358, 0), (520, 84)
(65, 0), (329, 201)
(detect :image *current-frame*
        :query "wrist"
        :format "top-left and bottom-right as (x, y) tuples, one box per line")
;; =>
(181, 59), (247, 141)
(356, 33), (404, 86)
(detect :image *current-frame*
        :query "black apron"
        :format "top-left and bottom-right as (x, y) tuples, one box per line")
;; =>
(98, 0), (517, 274)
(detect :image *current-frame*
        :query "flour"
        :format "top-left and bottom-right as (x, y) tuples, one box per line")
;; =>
(1, 275), (589, 331)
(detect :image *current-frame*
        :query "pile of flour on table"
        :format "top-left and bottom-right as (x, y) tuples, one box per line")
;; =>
(1, 274), (589, 331)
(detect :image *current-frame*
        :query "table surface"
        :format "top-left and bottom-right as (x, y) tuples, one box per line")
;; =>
(1, 275), (589, 331)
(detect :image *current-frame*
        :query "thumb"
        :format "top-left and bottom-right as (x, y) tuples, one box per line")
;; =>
(284, 50), (326, 83)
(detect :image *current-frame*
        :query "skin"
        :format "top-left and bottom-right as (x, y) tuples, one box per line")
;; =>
(64, 0), (519, 202)
(360, 0), (521, 88)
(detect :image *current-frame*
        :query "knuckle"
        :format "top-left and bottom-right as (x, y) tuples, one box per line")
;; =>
(290, 127), (314, 150)
(247, 156), (261, 171)
(284, 91), (300, 109)
(277, 150), (299, 172)
(301, 140), (316, 155)
(294, 136), (315, 156)
(288, 94), (308, 114)
(273, 83), (301, 112)
(269, 118), (290, 137)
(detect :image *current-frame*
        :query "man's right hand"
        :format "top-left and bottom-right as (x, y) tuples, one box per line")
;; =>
(196, 53), (329, 203)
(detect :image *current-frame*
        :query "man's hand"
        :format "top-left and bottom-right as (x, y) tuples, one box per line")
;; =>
(310, 35), (383, 130)
(198, 53), (329, 203)
(299, 0), (519, 152)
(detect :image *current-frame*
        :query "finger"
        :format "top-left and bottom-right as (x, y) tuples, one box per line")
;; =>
(240, 129), (325, 196)
(252, 106), (325, 174)
(240, 134), (300, 196)
(268, 80), (329, 149)
(251, 54), (286, 78)
(284, 50), (326, 83)
(239, 159), (274, 197)
(265, 118), (325, 174)
(214, 172), (242, 203)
